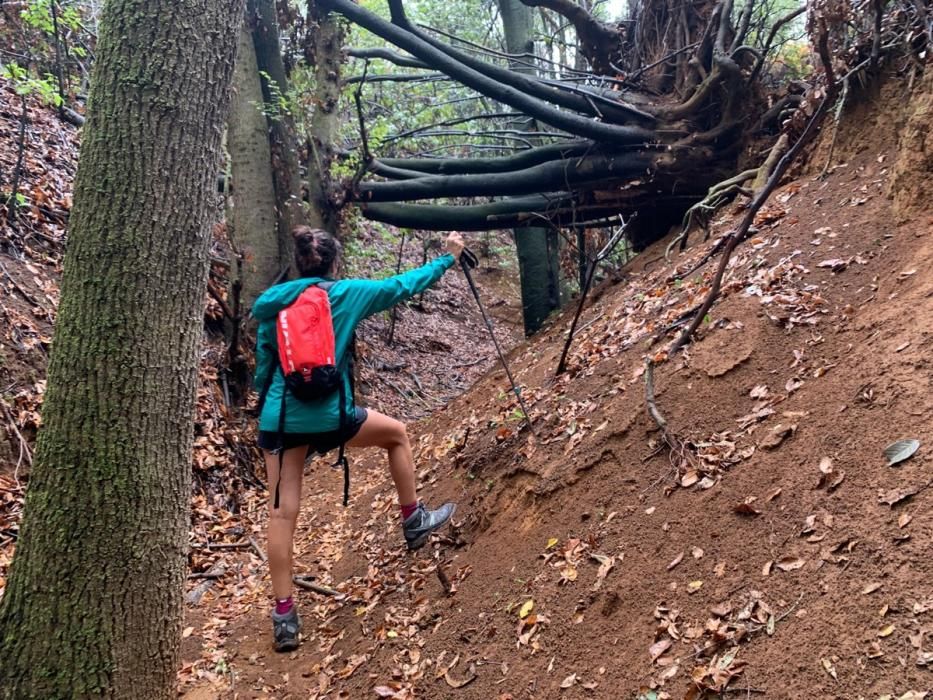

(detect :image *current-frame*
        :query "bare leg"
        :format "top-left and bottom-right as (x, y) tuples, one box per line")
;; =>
(347, 410), (416, 506)
(264, 446), (307, 600)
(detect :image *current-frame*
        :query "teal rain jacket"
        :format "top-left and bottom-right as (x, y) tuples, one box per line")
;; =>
(252, 254), (456, 434)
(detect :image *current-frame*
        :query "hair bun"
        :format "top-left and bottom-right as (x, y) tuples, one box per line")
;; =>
(292, 226), (340, 278)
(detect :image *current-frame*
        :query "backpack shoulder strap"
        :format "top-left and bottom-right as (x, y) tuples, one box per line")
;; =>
(255, 360), (277, 415)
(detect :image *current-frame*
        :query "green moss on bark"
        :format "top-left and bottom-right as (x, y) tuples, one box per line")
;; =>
(0, 1), (245, 697)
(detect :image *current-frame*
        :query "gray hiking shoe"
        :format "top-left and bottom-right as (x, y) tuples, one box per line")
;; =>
(402, 502), (456, 551)
(271, 606), (301, 652)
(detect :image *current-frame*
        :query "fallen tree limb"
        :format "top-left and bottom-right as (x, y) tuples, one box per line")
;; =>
(186, 563), (226, 605)
(347, 46), (429, 69)
(357, 151), (653, 202)
(60, 106), (85, 127)
(292, 576), (340, 597)
(409, 9), (654, 124)
(376, 140), (594, 176)
(381, 111), (524, 145)
(346, 71), (446, 84)
(360, 194), (638, 230)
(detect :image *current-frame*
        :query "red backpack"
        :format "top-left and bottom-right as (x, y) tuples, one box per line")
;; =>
(258, 280), (355, 507)
(275, 284), (341, 402)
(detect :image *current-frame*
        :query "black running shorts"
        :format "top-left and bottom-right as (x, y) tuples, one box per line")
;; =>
(258, 407), (368, 456)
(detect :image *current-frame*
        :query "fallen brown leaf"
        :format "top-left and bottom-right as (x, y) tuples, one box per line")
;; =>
(649, 638), (673, 662)
(879, 480), (932, 506)
(734, 497), (761, 516)
(775, 556), (805, 572)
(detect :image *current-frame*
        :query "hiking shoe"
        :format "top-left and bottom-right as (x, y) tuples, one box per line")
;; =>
(271, 606), (301, 652)
(402, 502), (456, 551)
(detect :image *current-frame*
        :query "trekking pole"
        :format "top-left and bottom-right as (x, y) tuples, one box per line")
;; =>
(459, 248), (537, 438)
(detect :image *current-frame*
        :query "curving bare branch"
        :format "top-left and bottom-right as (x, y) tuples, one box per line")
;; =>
(356, 150), (655, 201)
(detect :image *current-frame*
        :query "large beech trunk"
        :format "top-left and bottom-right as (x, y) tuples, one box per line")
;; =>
(249, 0), (306, 246)
(304, 1), (345, 234)
(229, 22), (282, 308)
(498, 0), (561, 335)
(0, 0), (243, 697)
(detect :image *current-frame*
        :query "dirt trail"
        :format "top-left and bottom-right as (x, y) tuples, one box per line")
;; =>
(179, 79), (933, 699)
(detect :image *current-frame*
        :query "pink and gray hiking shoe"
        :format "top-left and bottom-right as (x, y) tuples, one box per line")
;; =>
(271, 605), (301, 652)
(402, 502), (456, 550)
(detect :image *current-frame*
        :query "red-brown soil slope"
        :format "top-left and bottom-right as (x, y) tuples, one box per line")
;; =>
(179, 75), (932, 700)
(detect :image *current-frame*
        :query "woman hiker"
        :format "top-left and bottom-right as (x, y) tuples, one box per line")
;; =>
(252, 226), (464, 651)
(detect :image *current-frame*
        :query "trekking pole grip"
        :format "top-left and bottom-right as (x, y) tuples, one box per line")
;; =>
(459, 248), (478, 270)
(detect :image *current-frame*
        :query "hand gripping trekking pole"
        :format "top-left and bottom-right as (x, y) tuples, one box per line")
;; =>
(459, 248), (536, 438)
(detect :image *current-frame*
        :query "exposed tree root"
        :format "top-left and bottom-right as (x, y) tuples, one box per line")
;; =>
(665, 168), (757, 261)
(643, 31), (853, 478)
(643, 359), (696, 482)
(820, 77), (850, 179)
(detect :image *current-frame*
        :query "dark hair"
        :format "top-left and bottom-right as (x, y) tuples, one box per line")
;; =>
(294, 226), (341, 278)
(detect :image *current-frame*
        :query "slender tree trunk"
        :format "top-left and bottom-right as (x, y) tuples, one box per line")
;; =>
(0, 1), (243, 697)
(304, 2), (345, 235)
(249, 0), (305, 251)
(498, 0), (561, 335)
(229, 22), (281, 307)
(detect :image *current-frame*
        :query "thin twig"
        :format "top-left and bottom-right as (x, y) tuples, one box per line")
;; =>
(191, 541), (251, 551)
(248, 536), (267, 562)
(206, 281), (235, 320)
(6, 92), (28, 224)
(0, 258), (41, 307)
(436, 563), (452, 595)
(556, 218), (630, 375)
(186, 563), (226, 605)
(453, 356), (488, 368)
(0, 398), (32, 485)
(386, 231), (406, 346)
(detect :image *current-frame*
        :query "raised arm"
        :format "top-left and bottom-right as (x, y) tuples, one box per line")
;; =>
(342, 233), (464, 319)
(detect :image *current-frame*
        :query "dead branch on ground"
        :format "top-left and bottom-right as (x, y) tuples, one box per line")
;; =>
(292, 576), (341, 597)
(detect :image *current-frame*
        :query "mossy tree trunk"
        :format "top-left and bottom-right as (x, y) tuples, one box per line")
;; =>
(229, 21), (282, 308)
(498, 0), (561, 335)
(0, 0), (243, 697)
